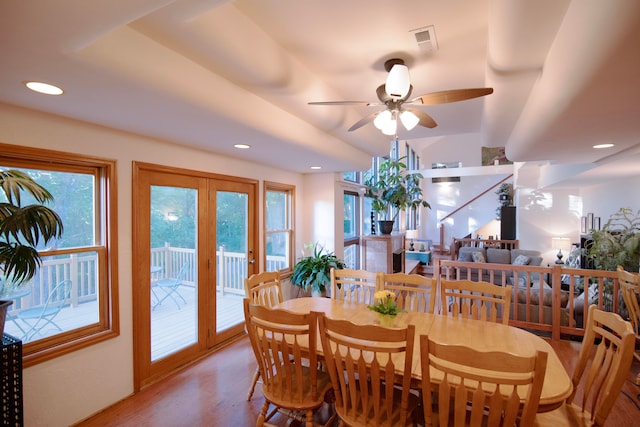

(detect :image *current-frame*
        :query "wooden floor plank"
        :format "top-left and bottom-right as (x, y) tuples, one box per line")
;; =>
(74, 336), (640, 427)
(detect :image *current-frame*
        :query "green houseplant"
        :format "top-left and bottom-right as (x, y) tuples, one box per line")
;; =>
(584, 208), (639, 313)
(587, 208), (640, 272)
(291, 242), (345, 296)
(364, 156), (430, 234)
(0, 169), (64, 335)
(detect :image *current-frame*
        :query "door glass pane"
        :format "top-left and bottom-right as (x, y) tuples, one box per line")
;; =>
(150, 186), (197, 361)
(216, 191), (247, 333)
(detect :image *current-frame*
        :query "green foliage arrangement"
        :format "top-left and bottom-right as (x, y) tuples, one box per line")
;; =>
(365, 156), (430, 221)
(587, 208), (640, 272)
(291, 243), (345, 294)
(367, 290), (405, 316)
(0, 169), (64, 294)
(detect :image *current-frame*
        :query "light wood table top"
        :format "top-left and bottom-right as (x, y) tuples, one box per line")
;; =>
(277, 297), (573, 413)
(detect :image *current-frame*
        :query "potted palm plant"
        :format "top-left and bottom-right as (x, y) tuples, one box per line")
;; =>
(365, 156), (430, 234)
(0, 169), (64, 336)
(291, 242), (345, 297)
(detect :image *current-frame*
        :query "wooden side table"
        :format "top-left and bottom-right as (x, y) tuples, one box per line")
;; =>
(1, 333), (23, 426)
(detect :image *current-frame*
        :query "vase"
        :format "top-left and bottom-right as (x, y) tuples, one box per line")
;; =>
(378, 220), (394, 235)
(377, 313), (396, 327)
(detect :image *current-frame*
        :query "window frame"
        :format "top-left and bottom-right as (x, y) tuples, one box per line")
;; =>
(263, 181), (295, 275)
(0, 143), (119, 367)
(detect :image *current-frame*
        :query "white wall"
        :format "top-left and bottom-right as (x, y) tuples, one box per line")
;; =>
(581, 175), (640, 224)
(0, 103), (305, 426)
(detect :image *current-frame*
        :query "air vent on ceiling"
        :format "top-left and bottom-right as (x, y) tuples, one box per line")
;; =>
(410, 25), (438, 52)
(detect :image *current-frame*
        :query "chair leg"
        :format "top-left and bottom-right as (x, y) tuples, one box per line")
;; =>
(256, 401), (270, 427)
(247, 367), (261, 400)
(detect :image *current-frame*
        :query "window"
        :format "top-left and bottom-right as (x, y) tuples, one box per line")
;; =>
(343, 191), (360, 269)
(264, 182), (294, 273)
(0, 143), (118, 366)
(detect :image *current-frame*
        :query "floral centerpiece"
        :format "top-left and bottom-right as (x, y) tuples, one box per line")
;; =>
(368, 290), (404, 316)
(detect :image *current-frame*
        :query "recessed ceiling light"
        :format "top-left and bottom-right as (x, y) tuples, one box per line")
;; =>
(310, 166), (322, 170)
(25, 81), (64, 95)
(234, 144), (251, 149)
(593, 143), (614, 149)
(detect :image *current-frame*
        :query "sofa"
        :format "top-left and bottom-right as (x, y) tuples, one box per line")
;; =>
(455, 246), (544, 285)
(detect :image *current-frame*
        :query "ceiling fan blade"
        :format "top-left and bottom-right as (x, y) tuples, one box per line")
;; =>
(348, 111), (381, 132)
(411, 88), (494, 105)
(405, 108), (437, 128)
(308, 101), (375, 106)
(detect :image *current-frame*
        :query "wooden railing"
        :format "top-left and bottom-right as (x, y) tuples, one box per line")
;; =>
(434, 258), (623, 340)
(8, 245), (287, 315)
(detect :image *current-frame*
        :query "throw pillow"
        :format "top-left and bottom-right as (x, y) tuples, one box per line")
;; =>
(513, 254), (531, 266)
(472, 251), (486, 263)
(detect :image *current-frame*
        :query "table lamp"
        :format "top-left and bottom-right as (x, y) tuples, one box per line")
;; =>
(552, 237), (572, 264)
(406, 229), (418, 251)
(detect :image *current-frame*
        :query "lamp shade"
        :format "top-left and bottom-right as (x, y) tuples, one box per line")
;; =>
(405, 229), (419, 240)
(374, 110), (392, 130)
(385, 64), (411, 99)
(400, 110), (419, 130)
(551, 237), (571, 252)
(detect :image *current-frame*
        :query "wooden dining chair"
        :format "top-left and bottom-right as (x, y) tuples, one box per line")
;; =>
(244, 271), (283, 400)
(330, 267), (379, 305)
(420, 334), (548, 427)
(243, 299), (334, 427)
(381, 272), (437, 314)
(317, 312), (419, 426)
(534, 304), (635, 427)
(617, 265), (640, 385)
(439, 278), (512, 324)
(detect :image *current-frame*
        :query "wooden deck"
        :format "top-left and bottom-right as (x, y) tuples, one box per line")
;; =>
(4, 286), (245, 360)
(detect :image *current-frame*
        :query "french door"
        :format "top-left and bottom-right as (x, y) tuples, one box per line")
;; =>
(133, 162), (257, 389)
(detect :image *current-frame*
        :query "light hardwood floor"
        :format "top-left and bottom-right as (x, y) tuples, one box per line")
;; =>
(75, 335), (640, 427)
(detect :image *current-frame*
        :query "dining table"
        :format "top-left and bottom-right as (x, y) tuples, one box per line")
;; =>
(277, 296), (573, 413)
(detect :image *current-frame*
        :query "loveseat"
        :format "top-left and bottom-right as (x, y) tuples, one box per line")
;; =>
(455, 246), (544, 285)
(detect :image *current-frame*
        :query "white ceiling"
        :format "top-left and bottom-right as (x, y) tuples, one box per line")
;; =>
(1, 0), (639, 179)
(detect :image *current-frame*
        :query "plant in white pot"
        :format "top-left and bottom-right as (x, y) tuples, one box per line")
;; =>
(0, 169), (64, 336)
(291, 242), (345, 297)
(365, 156), (430, 234)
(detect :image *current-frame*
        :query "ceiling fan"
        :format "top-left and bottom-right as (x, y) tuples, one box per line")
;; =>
(309, 58), (493, 136)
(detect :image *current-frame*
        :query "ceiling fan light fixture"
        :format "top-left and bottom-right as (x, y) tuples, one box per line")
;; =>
(385, 64), (411, 99)
(374, 109), (392, 130)
(400, 110), (419, 130)
(381, 117), (397, 136)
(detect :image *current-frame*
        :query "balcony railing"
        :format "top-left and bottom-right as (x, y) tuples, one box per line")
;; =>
(5, 244), (287, 332)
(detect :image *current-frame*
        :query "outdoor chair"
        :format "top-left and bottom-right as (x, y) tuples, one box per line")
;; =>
(244, 299), (335, 427)
(244, 271), (283, 401)
(439, 278), (512, 324)
(381, 272), (437, 313)
(15, 279), (72, 341)
(533, 305), (635, 426)
(318, 312), (419, 426)
(420, 334), (548, 427)
(330, 268), (379, 305)
(152, 261), (189, 310)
